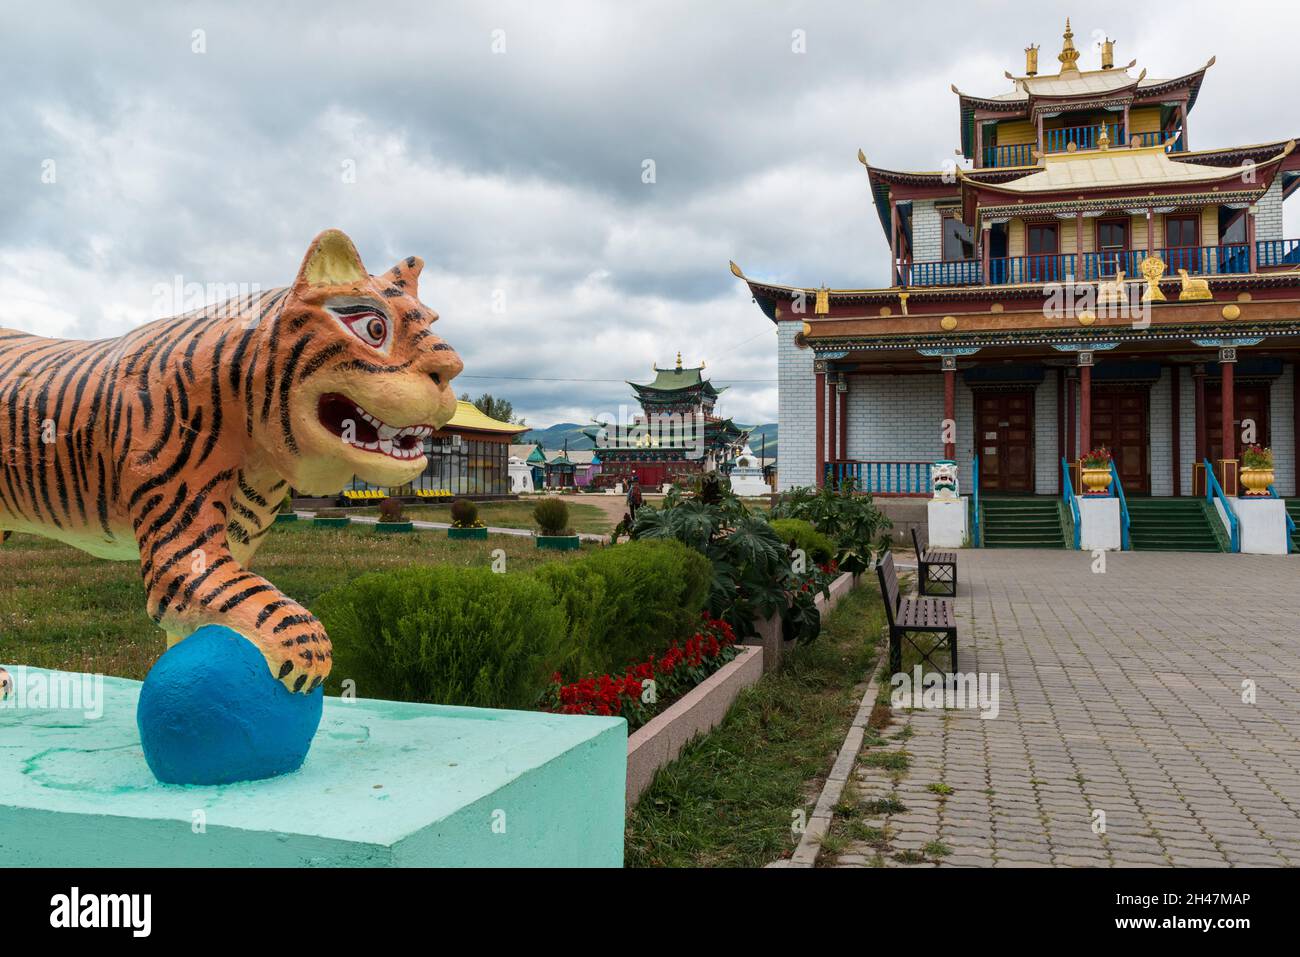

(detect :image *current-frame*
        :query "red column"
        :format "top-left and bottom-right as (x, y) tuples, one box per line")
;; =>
(1170, 365), (1181, 496)
(1193, 366), (1206, 463)
(1247, 210), (1258, 273)
(827, 377), (838, 462)
(1066, 372), (1077, 462)
(814, 369), (826, 487)
(1220, 358), (1235, 475)
(1080, 364), (1092, 453)
(889, 202), (899, 286)
(943, 366), (956, 460)
(842, 382), (849, 462)
(1056, 368), (1065, 493)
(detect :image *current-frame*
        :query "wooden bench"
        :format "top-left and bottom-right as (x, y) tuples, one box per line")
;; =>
(876, 550), (958, 676)
(911, 527), (957, 597)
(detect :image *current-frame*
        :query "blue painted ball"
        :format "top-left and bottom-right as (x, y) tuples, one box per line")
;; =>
(137, 625), (323, 786)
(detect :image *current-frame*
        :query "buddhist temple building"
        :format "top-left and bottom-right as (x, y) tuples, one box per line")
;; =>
(735, 21), (1300, 551)
(588, 354), (749, 488)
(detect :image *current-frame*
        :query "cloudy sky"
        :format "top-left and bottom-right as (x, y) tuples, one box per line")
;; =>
(2, 1), (1296, 428)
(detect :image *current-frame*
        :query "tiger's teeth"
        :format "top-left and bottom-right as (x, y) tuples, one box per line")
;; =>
(378, 424), (398, 441)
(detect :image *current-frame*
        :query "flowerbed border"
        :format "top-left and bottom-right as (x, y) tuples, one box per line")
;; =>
(625, 644), (763, 808)
(625, 570), (861, 809)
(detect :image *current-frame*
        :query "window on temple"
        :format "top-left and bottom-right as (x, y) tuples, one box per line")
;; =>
(1027, 223), (1058, 255)
(941, 210), (975, 261)
(1096, 218), (1128, 276)
(1164, 215), (1198, 249)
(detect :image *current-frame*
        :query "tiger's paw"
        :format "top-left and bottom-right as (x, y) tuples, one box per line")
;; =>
(266, 622), (333, 695)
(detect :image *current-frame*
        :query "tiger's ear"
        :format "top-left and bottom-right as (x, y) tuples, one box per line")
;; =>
(294, 229), (368, 289)
(386, 255), (424, 294)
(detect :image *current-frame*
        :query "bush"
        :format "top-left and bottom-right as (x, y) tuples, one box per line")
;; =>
(315, 507), (346, 519)
(317, 566), (573, 709)
(769, 518), (837, 564)
(534, 539), (712, 676)
(378, 498), (404, 523)
(449, 498), (479, 527)
(533, 497), (570, 535)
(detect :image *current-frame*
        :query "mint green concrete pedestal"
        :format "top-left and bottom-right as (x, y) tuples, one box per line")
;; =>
(0, 667), (626, 867)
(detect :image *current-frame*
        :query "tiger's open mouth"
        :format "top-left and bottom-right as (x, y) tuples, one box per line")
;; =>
(317, 393), (434, 461)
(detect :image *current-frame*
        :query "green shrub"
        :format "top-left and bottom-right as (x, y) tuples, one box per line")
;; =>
(534, 539), (712, 676)
(533, 497), (570, 535)
(769, 518), (836, 564)
(450, 498), (479, 527)
(317, 565), (573, 709)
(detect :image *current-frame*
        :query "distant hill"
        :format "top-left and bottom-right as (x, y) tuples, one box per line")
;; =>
(521, 421), (777, 461)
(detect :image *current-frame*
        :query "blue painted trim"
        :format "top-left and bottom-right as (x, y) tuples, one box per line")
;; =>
(1109, 460), (1130, 551)
(1061, 457), (1081, 550)
(1268, 484), (1295, 554)
(1203, 458), (1240, 552)
(972, 455), (982, 547)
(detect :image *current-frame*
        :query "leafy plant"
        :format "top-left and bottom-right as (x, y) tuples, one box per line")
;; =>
(769, 518), (837, 564)
(317, 565), (573, 709)
(1243, 444), (1273, 469)
(449, 498), (482, 528)
(771, 479), (891, 574)
(378, 498), (405, 523)
(533, 497), (571, 536)
(1081, 447), (1112, 468)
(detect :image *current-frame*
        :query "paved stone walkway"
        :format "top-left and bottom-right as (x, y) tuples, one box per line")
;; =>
(834, 550), (1300, 867)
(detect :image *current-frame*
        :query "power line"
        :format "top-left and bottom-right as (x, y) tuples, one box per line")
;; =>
(458, 374), (778, 383)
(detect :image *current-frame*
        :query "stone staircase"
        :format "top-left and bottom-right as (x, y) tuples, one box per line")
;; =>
(980, 497), (1067, 548)
(1287, 499), (1300, 552)
(1125, 497), (1225, 552)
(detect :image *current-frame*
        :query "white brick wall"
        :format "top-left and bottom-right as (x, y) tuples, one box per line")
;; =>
(1149, 369), (1173, 497)
(911, 200), (943, 264)
(1271, 363), (1296, 496)
(776, 320), (815, 490)
(844, 373), (945, 460)
(1256, 179), (1284, 242)
(1033, 375), (1058, 494)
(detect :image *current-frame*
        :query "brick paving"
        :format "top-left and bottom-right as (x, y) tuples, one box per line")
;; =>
(834, 550), (1300, 867)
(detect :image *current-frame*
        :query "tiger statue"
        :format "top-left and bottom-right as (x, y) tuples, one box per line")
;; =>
(0, 229), (463, 693)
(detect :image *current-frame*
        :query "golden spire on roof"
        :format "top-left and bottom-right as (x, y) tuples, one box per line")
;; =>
(675, 351), (683, 369)
(1058, 18), (1080, 74)
(814, 285), (830, 316)
(1024, 44), (1039, 77)
(1101, 37), (1115, 70)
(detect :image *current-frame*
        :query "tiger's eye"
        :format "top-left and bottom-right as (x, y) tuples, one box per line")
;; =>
(367, 317), (385, 341)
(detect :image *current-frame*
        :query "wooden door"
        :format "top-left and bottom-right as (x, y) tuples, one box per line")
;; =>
(976, 391), (1034, 492)
(1206, 385), (1270, 462)
(1090, 389), (1149, 494)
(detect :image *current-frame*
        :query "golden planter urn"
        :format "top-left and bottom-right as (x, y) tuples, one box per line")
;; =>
(1081, 467), (1113, 495)
(1239, 467), (1274, 496)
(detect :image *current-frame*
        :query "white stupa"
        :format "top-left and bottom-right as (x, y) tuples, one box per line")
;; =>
(728, 444), (770, 496)
(508, 455), (535, 494)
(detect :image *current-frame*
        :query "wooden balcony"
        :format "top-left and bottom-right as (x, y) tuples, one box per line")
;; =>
(898, 241), (1294, 288)
(981, 125), (1185, 168)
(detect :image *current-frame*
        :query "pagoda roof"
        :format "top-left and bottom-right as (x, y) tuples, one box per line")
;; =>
(970, 141), (1295, 195)
(445, 400), (529, 436)
(629, 362), (725, 397)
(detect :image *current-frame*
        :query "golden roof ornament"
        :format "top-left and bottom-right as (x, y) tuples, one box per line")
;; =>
(1101, 37), (1115, 70)
(1058, 18), (1080, 74)
(675, 351), (683, 369)
(1024, 44), (1039, 77)
(814, 285), (830, 315)
(1097, 124), (1110, 150)
(1139, 255), (1167, 303)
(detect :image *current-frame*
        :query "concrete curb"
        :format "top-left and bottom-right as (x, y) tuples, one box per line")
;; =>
(784, 632), (887, 869)
(625, 645), (764, 808)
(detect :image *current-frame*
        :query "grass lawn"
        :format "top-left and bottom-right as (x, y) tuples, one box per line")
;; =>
(353, 498), (615, 535)
(0, 524), (587, 681)
(624, 581), (887, 868)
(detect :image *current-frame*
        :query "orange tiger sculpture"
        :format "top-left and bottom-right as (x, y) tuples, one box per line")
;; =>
(0, 230), (463, 693)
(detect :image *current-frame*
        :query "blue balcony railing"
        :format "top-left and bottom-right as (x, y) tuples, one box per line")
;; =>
(1079, 249), (1147, 280)
(982, 142), (1035, 168)
(1158, 244), (1250, 276)
(988, 253), (1076, 284)
(905, 259), (983, 287)
(1258, 238), (1300, 268)
(1130, 129), (1185, 152)
(827, 460), (932, 496)
(1043, 123), (1124, 155)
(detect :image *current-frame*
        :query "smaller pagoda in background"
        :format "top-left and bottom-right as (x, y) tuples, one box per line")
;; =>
(589, 353), (748, 489)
